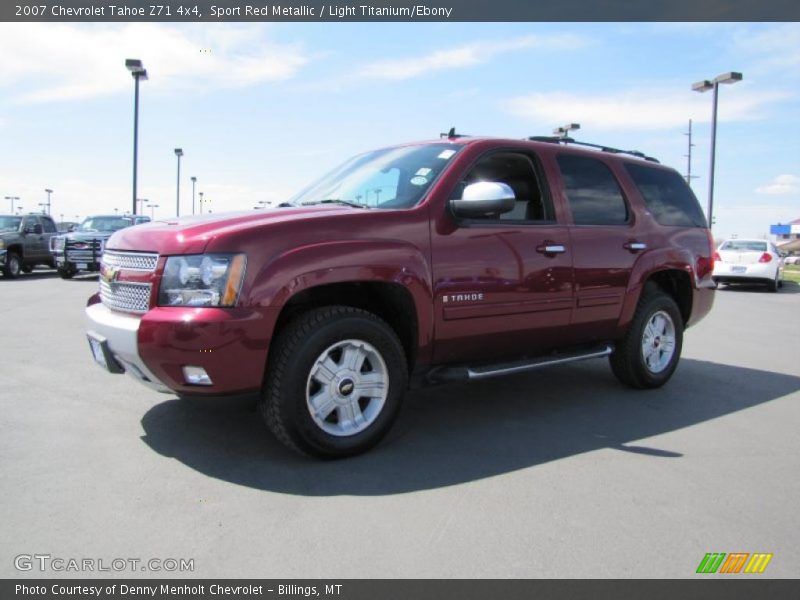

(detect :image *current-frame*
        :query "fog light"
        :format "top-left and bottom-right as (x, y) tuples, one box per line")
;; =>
(182, 366), (212, 386)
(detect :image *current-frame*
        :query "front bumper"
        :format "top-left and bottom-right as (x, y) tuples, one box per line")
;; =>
(85, 302), (170, 393)
(85, 298), (277, 396)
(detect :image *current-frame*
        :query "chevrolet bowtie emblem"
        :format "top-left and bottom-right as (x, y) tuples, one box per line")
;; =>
(101, 265), (121, 284)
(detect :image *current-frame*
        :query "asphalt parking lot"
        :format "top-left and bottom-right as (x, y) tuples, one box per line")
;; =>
(1, 272), (798, 578)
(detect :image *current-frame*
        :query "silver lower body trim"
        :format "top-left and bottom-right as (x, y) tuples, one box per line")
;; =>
(85, 302), (171, 394)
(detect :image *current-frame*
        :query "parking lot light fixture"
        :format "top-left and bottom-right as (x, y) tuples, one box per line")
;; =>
(692, 71), (743, 229)
(44, 188), (53, 216)
(174, 148), (184, 217)
(5, 195), (20, 213)
(147, 203), (159, 219)
(126, 59), (148, 215)
(191, 176), (197, 215)
(199, 191), (204, 215)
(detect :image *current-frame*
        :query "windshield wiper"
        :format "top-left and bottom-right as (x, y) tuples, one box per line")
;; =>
(302, 199), (370, 209)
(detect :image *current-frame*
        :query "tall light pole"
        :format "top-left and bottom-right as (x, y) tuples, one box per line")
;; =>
(198, 191), (204, 215)
(4, 196), (20, 213)
(190, 176), (197, 215)
(692, 72), (742, 228)
(126, 59), (148, 215)
(147, 203), (159, 218)
(136, 198), (147, 215)
(174, 148), (183, 217)
(44, 188), (53, 215)
(683, 120), (699, 186)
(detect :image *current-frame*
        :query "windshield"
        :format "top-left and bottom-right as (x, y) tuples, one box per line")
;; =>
(721, 240), (767, 252)
(289, 143), (462, 209)
(0, 216), (22, 231)
(78, 216), (133, 233)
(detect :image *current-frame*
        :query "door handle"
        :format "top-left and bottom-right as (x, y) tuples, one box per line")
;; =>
(624, 241), (647, 252)
(536, 243), (566, 255)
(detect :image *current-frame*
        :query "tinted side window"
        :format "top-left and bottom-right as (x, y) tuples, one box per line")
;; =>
(557, 155), (628, 225)
(21, 216), (39, 230)
(624, 163), (707, 227)
(41, 217), (57, 233)
(456, 152), (553, 222)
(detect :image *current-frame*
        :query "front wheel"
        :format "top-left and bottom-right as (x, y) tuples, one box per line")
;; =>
(610, 285), (684, 389)
(261, 306), (408, 458)
(2, 253), (22, 278)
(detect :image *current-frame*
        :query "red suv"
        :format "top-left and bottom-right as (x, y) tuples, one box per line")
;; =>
(85, 135), (715, 457)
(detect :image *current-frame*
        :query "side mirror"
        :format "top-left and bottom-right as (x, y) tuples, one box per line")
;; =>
(68, 225), (76, 232)
(33, 224), (43, 235)
(450, 182), (515, 219)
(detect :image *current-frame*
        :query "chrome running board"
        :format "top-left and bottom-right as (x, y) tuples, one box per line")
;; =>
(427, 345), (613, 384)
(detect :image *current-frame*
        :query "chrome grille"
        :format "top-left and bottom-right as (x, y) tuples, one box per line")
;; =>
(100, 280), (152, 313)
(102, 250), (159, 272)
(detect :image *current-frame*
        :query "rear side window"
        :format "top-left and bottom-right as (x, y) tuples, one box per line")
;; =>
(557, 154), (628, 225)
(624, 163), (707, 227)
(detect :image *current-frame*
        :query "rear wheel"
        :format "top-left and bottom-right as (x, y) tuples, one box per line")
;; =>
(610, 284), (683, 389)
(261, 306), (408, 458)
(2, 252), (21, 278)
(767, 272), (779, 293)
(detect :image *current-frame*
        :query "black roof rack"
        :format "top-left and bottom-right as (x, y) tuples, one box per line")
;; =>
(527, 136), (660, 163)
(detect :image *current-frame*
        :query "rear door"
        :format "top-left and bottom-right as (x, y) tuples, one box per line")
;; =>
(553, 153), (643, 343)
(431, 149), (574, 364)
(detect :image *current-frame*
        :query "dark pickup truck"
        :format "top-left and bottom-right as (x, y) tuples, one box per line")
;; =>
(0, 214), (58, 278)
(51, 214), (150, 279)
(85, 135), (715, 458)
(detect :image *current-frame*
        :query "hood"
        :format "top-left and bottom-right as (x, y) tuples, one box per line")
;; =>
(107, 206), (355, 255)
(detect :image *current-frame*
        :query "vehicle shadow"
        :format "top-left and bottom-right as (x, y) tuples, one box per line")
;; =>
(718, 280), (800, 294)
(139, 358), (800, 496)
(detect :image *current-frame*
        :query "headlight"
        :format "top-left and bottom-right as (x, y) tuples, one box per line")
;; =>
(158, 254), (246, 307)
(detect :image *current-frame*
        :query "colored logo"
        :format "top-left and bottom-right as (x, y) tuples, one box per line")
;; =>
(696, 552), (772, 574)
(101, 265), (120, 284)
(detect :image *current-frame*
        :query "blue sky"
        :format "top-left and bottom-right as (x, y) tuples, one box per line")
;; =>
(0, 22), (797, 238)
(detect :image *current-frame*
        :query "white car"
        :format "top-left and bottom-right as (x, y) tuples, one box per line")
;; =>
(713, 239), (785, 292)
(785, 255), (800, 265)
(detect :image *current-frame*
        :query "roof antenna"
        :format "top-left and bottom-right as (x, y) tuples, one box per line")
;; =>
(440, 127), (465, 139)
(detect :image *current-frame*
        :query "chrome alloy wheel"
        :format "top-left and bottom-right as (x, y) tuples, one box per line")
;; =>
(305, 339), (389, 437)
(641, 310), (676, 374)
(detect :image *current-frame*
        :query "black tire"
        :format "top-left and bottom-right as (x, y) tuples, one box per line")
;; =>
(610, 284), (684, 389)
(767, 273), (779, 293)
(57, 267), (75, 279)
(261, 306), (408, 458)
(2, 252), (22, 278)
(21, 265), (33, 274)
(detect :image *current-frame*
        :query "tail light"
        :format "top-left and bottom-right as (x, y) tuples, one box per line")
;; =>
(713, 252), (722, 262)
(759, 253), (772, 263)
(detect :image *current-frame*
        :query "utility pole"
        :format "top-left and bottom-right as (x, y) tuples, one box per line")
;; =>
(684, 120), (699, 187)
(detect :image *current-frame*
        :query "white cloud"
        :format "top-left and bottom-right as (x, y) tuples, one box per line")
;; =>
(756, 174), (800, 196)
(503, 85), (792, 131)
(733, 23), (800, 74)
(356, 34), (588, 81)
(0, 23), (310, 103)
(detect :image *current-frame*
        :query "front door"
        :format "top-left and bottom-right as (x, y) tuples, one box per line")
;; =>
(431, 150), (574, 365)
